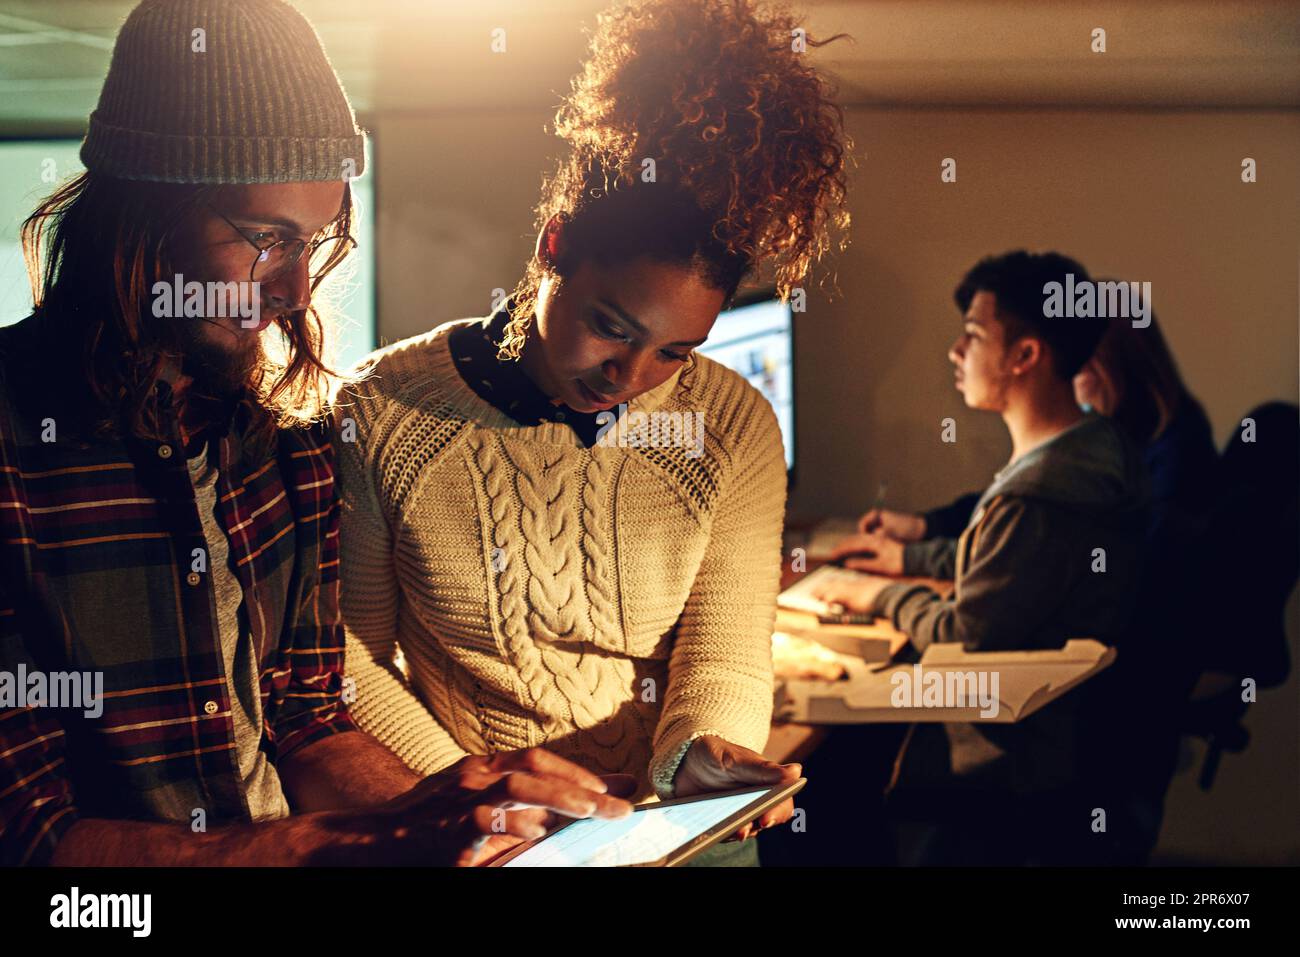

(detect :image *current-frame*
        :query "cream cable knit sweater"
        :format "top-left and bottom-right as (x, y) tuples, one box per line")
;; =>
(334, 317), (787, 798)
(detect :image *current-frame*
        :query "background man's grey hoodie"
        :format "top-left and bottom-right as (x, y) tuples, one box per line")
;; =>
(871, 413), (1150, 795)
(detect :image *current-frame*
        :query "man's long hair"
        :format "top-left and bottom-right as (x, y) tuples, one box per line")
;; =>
(14, 172), (352, 457)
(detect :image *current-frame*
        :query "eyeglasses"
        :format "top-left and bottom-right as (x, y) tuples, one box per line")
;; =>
(209, 205), (357, 285)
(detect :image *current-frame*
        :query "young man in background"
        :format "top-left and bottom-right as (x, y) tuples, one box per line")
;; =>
(816, 251), (1150, 865)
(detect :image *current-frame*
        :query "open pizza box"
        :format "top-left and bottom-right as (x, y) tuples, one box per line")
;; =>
(773, 637), (1116, 724)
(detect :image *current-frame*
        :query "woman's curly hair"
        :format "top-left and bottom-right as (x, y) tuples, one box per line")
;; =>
(498, 0), (852, 358)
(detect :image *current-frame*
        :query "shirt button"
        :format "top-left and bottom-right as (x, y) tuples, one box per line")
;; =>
(157, 444), (173, 459)
(186, 571), (201, 586)
(203, 700), (218, 715)
(555, 411), (565, 421)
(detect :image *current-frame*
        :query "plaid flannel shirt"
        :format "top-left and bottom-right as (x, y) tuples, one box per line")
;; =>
(0, 318), (357, 865)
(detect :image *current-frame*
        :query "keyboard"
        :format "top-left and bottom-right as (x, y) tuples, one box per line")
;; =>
(778, 564), (878, 617)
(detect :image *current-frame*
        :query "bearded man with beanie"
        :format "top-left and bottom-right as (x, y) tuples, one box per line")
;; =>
(0, 0), (629, 867)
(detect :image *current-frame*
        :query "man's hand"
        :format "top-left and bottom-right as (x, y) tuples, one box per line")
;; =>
(857, 507), (926, 542)
(471, 772), (639, 865)
(810, 571), (893, 614)
(338, 748), (634, 866)
(673, 735), (801, 841)
(829, 531), (904, 575)
(49, 751), (634, 867)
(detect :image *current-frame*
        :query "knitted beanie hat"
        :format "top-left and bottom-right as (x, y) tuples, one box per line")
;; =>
(80, 0), (366, 184)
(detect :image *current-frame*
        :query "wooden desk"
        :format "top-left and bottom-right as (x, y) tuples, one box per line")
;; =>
(763, 721), (827, 765)
(763, 549), (953, 765)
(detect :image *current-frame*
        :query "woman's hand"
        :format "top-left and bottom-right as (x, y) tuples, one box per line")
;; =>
(857, 507), (926, 542)
(829, 531), (904, 575)
(809, 571), (893, 614)
(674, 735), (801, 841)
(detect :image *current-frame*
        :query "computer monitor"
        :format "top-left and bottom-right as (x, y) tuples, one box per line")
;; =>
(697, 291), (795, 475)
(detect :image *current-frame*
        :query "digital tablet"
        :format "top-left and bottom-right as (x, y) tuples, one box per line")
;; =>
(492, 778), (806, 867)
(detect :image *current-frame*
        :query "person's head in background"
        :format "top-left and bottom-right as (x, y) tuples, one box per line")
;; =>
(949, 250), (1105, 449)
(495, 0), (852, 414)
(1072, 302), (1205, 447)
(15, 0), (363, 452)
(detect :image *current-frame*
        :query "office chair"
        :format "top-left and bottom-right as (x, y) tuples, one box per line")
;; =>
(1182, 401), (1298, 789)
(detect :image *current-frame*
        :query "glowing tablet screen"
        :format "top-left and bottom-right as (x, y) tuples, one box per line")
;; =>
(501, 789), (764, 867)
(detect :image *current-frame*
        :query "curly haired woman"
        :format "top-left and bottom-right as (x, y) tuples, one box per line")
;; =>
(334, 0), (851, 864)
